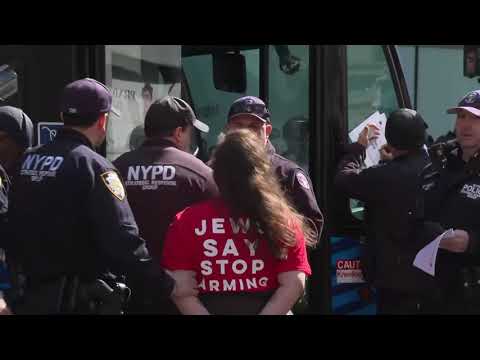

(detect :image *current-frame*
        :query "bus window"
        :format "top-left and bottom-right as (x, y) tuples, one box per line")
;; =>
(347, 45), (400, 220)
(268, 45), (310, 173)
(182, 48), (260, 160)
(104, 45), (181, 161)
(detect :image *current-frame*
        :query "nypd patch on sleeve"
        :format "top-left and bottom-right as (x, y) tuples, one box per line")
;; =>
(296, 171), (311, 190)
(101, 171), (126, 201)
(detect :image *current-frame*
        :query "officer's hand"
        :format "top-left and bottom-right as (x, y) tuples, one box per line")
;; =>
(440, 229), (470, 253)
(358, 124), (380, 148)
(168, 270), (199, 298)
(380, 144), (394, 162)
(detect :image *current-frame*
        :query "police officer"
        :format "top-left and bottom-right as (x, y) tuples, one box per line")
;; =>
(5, 78), (197, 314)
(221, 96), (323, 314)
(335, 109), (440, 314)
(224, 96), (324, 240)
(0, 106), (33, 315)
(114, 96), (219, 314)
(422, 90), (480, 314)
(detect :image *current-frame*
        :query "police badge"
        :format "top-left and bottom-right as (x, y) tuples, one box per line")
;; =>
(296, 171), (311, 190)
(464, 91), (478, 104)
(101, 171), (126, 201)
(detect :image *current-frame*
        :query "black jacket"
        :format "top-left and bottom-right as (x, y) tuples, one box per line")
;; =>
(0, 164), (10, 291)
(6, 128), (174, 299)
(114, 138), (219, 314)
(267, 141), (324, 240)
(114, 138), (219, 262)
(335, 143), (438, 296)
(0, 164), (10, 246)
(422, 145), (480, 304)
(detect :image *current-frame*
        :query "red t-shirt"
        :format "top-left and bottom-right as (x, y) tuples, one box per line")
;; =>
(161, 198), (311, 295)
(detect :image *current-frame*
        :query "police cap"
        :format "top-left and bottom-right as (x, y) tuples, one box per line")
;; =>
(60, 78), (113, 117)
(0, 105), (33, 148)
(144, 96), (209, 136)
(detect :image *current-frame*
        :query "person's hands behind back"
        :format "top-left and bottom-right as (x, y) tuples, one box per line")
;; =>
(168, 270), (199, 298)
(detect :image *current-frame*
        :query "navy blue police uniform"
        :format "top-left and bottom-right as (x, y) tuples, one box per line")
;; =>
(225, 96), (323, 314)
(0, 164), (10, 293)
(114, 96), (218, 314)
(422, 91), (480, 313)
(0, 106), (34, 307)
(422, 142), (480, 313)
(267, 141), (323, 237)
(0, 106), (34, 247)
(6, 79), (174, 314)
(0, 164), (10, 243)
(226, 96), (324, 239)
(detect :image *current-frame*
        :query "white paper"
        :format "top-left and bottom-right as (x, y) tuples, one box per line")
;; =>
(348, 112), (388, 167)
(413, 229), (454, 276)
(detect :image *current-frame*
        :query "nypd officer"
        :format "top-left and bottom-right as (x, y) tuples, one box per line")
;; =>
(223, 96), (324, 240)
(0, 106), (33, 234)
(0, 106), (33, 315)
(114, 96), (219, 314)
(335, 109), (441, 314)
(422, 90), (480, 314)
(5, 78), (197, 314)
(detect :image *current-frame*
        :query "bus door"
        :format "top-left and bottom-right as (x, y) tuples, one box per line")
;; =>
(311, 45), (412, 315)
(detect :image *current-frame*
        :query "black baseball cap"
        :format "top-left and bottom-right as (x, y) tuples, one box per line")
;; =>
(228, 96), (271, 123)
(385, 108), (427, 150)
(144, 96), (209, 137)
(446, 90), (480, 117)
(0, 106), (33, 148)
(60, 78), (119, 117)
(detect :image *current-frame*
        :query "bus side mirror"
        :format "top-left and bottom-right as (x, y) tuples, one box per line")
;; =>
(0, 64), (18, 101)
(213, 52), (246, 93)
(464, 46), (480, 79)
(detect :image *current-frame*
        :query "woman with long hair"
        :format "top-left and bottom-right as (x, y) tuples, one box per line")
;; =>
(161, 129), (317, 315)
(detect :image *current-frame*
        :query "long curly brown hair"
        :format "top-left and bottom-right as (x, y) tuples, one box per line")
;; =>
(211, 129), (317, 258)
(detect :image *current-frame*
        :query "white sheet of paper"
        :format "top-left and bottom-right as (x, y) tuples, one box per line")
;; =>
(349, 111), (380, 143)
(413, 229), (454, 276)
(348, 112), (388, 167)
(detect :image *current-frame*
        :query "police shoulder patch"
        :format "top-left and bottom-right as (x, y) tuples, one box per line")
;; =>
(295, 171), (311, 190)
(101, 171), (125, 201)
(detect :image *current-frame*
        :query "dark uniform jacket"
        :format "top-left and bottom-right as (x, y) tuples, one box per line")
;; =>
(422, 145), (480, 311)
(266, 141), (324, 240)
(335, 143), (439, 296)
(114, 137), (218, 314)
(6, 129), (174, 302)
(0, 164), (10, 244)
(114, 137), (219, 262)
(0, 164), (11, 292)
